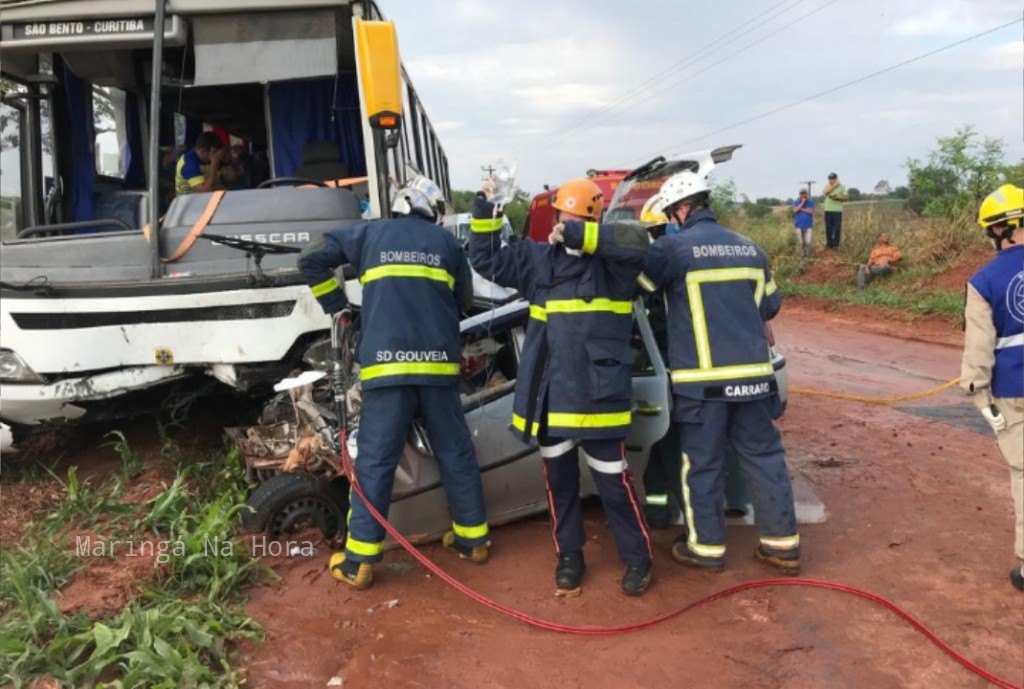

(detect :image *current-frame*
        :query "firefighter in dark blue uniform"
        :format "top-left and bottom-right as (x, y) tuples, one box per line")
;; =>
(470, 177), (653, 597)
(639, 171), (801, 574)
(298, 175), (490, 590)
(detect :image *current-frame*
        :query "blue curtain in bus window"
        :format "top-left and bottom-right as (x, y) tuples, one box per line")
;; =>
(124, 93), (145, 189)
(63, 65), (95, 224)
(268, 75), (366, 178)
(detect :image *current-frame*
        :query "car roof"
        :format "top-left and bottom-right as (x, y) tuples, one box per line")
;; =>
(461, 299), (529, 337)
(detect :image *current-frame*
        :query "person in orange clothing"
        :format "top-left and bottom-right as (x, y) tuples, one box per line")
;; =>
(856, 232), (902, 288)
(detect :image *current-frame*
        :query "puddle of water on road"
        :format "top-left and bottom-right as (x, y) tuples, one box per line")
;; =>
(898, 404), (991, 436)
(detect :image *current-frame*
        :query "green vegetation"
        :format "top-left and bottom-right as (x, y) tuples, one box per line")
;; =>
(0, 435), (266, 688)
(715, 126), (1023, 321)
(450, 189), (532, 237)
(783, 281), (965, 316)
(905, 125), (1017, 218)
(724, 191), (980, 322)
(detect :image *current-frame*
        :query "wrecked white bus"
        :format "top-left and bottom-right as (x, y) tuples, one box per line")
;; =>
(0, 0), (450, 439)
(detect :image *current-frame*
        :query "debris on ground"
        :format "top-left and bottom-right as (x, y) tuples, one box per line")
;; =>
(367, 599), (401, 615)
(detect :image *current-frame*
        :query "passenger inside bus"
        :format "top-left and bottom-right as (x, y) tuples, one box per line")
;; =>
(175, 131), (232, 196)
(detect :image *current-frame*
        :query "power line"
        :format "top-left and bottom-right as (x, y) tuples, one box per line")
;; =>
(651, 17), (1024, 162)
(510, 0), (810, 156)
(535, 0), (841, 152)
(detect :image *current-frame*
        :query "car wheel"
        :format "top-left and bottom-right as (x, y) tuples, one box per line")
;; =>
(242, 471), (348, 542)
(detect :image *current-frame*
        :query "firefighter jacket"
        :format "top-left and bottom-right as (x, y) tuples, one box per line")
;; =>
(639, 209), (781, 402)
(298, 214), (473, 390)
(962, 244), (1024, 400)
(469, 196), (648, 443)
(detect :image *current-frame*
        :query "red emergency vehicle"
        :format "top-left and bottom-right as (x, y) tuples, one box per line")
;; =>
(524, 169), (630, 242)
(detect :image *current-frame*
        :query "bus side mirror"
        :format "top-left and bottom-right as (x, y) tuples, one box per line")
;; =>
(355, 19), (403, 133)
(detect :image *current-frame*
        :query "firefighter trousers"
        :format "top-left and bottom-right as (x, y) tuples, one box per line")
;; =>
(675, 396), (799, 562)
(345, 385), (489, 564)
(644, 422), (752, 518)
(540, 435), (652, 566)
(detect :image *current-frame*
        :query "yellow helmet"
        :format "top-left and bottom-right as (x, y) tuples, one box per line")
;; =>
(978, 184), (1023, 230)
(639, 194), (668, 226)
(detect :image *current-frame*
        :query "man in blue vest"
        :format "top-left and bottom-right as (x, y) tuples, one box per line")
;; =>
(961, 184), (1024, 592)
(638, 171), (801, 575)
(470, 177), (654, 597)
(298, 175), (490, 590)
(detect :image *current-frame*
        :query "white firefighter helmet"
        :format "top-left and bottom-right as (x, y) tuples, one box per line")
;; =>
(658, 170), (711, 213)
(391, 174), (447, 221)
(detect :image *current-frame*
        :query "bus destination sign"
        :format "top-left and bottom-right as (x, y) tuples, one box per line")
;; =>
(11, 18), (154, 40)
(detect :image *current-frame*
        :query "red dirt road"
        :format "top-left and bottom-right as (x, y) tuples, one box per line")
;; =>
(240, 305), (1024, 689)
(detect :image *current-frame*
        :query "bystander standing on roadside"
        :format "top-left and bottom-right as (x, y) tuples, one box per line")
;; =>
(822, 172), (848, 249)
(792, 189), (816, 257)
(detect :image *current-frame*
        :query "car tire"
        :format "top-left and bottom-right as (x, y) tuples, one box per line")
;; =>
(242, 471), (348, 542)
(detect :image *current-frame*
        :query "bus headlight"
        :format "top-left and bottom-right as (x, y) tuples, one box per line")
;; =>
(0, 349), (45, 383)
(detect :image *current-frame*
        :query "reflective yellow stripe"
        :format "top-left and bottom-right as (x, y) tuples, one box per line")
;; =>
(360, 362), (459, 381)
(680, 452), (726, 559)
(470, 217), (503, 233)
(637, 273), (657, 293)
(545, 298), (632, 315)
(452, 522), (489, 539)
(671, 363), (775, 383)
(646, 493), (668, 506)
(310, 277), (340, 298)
(689, 541), (726, 558)
(360, 264), (455, 289)
(686, 279), (712, 369)
(345, 537), (383, 557)
(687, 267), (766, 284)
(765, 278), (778, 296)
(530, 304), (547, 322)
(512, 413), (540, 437)
(582, 221), (600, 254)
(760, 534), (800, 550)
(547, 411), (631, 429)
(684, 267), (768, 368)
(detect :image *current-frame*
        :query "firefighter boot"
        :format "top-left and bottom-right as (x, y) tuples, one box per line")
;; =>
(621, 560), (652, 596)
(1011, 568), (1024, 593)
(555, 550), (585, 597)
(329, 552), (374, 590)
(755, 544), (801, 576)
(671, 534), (725, 572)
(442, 531), (490, 564)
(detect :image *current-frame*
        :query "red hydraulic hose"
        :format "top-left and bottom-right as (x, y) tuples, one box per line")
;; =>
(338, 431), (1022, 689)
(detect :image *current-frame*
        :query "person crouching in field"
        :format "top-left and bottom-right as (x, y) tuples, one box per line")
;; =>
(856, 232), (901, 288)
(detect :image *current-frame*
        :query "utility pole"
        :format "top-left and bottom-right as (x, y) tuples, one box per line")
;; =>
(801, 180), (815, 197)
(481, 164), (496, 181)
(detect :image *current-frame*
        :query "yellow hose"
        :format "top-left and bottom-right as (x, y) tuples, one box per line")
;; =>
(790, 377), (961, 405)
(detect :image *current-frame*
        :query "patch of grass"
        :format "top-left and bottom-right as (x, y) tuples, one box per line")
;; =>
(0, 437), (266, 688)
(781, 280), (965, 317)
(731, 202), (982, 318)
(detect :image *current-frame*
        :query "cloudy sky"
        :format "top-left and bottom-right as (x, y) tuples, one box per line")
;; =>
(388, 0), (1023, 198)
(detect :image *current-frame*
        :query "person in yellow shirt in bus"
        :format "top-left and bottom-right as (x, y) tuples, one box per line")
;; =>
(175, 132), (230, 196)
